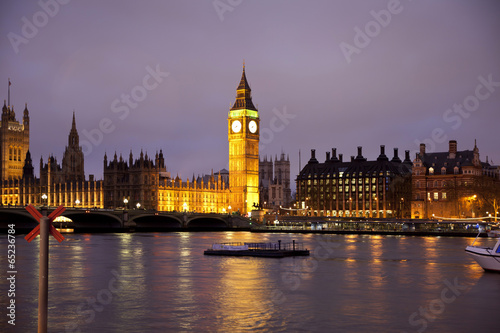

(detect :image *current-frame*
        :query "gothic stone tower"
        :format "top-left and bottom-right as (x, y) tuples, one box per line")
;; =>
(62, 112), (85, 182)
(228, 65), (260, 214)
(0, 99), (30, 180)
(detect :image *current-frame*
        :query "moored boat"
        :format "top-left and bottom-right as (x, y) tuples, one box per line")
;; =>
(204, 241), (310, 258)
(465, 237), (500, 272)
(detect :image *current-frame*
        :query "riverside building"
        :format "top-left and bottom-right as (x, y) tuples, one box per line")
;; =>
(411, 140), (500, 219)
(296, 146), (413, 218)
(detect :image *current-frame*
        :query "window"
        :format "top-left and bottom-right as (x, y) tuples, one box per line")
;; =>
(429, 167), (434, 175)
(442, 192), (447, 200)
(434, 192), (438, 200)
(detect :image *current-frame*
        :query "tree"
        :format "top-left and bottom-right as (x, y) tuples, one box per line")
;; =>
(470, 175), (500, 221)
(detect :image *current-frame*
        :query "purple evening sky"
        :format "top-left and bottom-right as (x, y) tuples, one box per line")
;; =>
(1, 0), (499, 192)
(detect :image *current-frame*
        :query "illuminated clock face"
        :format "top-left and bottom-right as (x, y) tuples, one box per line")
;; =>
(249, 120), (257, 133)
(232, 120), (242, 133)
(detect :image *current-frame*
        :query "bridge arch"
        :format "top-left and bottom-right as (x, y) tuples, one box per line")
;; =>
(131, 214), (183, 230)
(63, 211), (122, 231)
(187, 216), (228, 229)
(0, 210), (37, 231)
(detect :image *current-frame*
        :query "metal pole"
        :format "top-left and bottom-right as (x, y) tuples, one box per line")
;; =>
(39, 210), (49, 333)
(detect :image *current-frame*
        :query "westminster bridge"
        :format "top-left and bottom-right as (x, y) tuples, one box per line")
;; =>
(0, 207), (253, 232)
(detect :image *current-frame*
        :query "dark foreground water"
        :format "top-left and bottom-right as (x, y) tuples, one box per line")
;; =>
(1, 232), (499, 332)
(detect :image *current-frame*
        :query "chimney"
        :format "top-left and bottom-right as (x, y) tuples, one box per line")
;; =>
(308, 149), (318, 164)
(404, 150), (412, 164)
(326, 151), (330, 161)
(330, 148), (339, 162)
(449, 140), (457, 159)
(339, 154), (343, 162)
(355, 146), (366, 161)
(351, 156), (355, 162)
(377, 145), (388, 161)
(420, 143), (426, 156)
(391, 148), (401, 163)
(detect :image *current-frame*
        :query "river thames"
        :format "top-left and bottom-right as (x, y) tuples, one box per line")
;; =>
(2, 232), (499, 332)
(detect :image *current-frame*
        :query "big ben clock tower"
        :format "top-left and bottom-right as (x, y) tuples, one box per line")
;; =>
(228, 64), (259, 215)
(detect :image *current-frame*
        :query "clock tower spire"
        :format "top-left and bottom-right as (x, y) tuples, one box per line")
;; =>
(228, 64), (260, 215)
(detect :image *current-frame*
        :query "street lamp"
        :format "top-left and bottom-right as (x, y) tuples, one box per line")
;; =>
(75, 199), (80, 208)
(41, 193), (48, 207)
(124, 198), (128, 209)
(471, 195), (477, 218)
(136, 203), (141, 210)
(400, 198), (404, 219)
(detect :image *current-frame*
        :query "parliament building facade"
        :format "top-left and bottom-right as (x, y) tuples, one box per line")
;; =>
(1, 67), (261, 215)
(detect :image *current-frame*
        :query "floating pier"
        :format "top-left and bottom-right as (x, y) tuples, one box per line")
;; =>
(204, 240), (310, 258)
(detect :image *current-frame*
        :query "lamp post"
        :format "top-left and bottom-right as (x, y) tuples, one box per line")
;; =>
(124, 198), (128, 209)
(136, 202), (141, 210)
(41, 193), (48, 208)
(400, 197), (404, 219)
(228, 205), (232, 215)
(427, 196), (431, 219)
(75, 199), (80, 209)
(471, 194), (477, 218)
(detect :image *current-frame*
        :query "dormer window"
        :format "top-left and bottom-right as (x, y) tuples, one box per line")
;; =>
(454, 166), (459, 174)
(441, 167), (446, 175)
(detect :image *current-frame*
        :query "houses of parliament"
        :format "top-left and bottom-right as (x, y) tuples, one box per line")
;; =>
(0, 68), (292, 215)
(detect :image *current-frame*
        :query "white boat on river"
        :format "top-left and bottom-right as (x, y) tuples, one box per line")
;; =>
(465, 237), (500, 272)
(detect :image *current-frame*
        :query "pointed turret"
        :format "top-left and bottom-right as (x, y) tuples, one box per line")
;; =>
(22, 150), (34, 180)
(68, 111), (79, 147)
(1, 100), (8, 124)
(23, 103), (29, 131)
(230, 64), (258, 111)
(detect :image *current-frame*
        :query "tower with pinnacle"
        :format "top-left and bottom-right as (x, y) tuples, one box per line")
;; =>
(0, 81), (30, 181)
(228, 64), (260, 214)
(62, 112), (85, 182)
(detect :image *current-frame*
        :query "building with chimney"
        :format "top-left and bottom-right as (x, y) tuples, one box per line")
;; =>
(411, 140), (499, 219)
(296, 146), (413, 218)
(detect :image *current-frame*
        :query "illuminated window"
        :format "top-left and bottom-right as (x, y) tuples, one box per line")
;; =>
(434, 192), (438, 200)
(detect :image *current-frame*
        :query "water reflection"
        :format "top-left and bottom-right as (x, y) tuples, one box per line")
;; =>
(4, 232), (499, 332)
